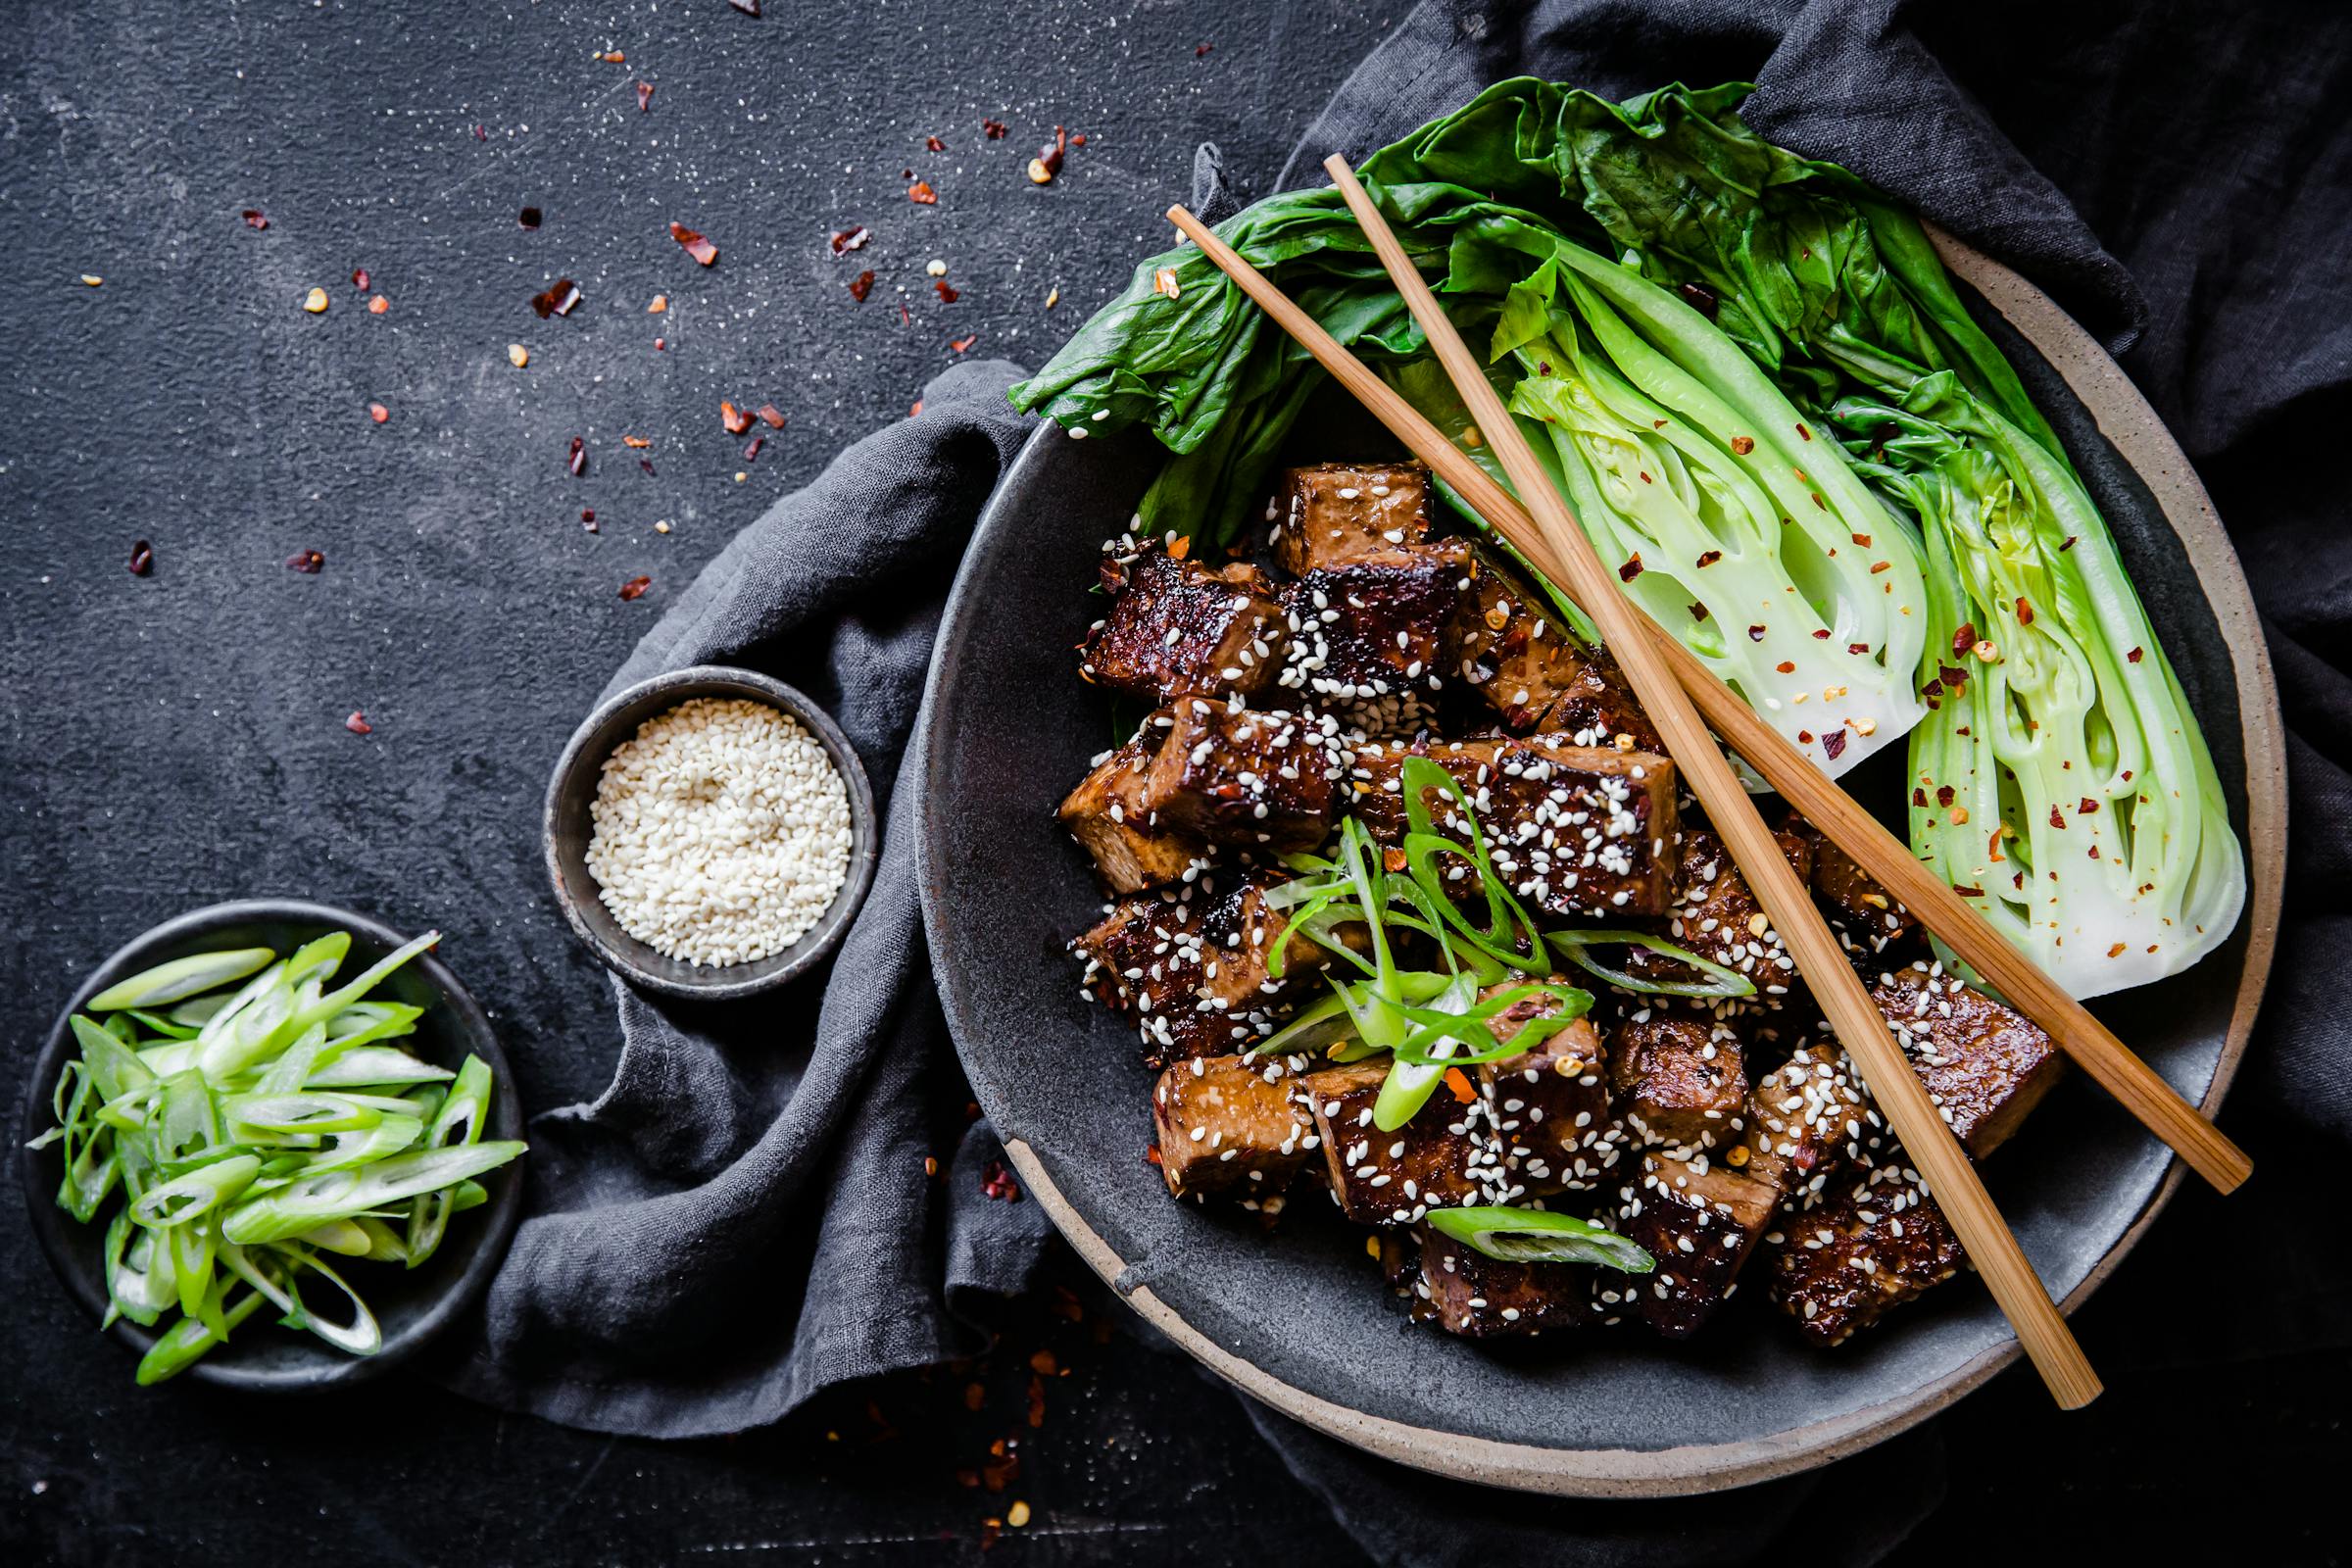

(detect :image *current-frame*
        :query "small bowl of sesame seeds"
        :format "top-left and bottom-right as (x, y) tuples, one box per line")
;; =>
(544, 666), (878, 1001)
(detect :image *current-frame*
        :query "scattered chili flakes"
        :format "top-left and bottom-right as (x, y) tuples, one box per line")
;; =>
(2059, 534), (2080, 552)
(618, 574), (652, 601)
(636, 79), (654, 113)
(2127, 646), (2144, 663)
(652, 336), (664, 350)
(1821, 728), (1847, 760)
(1952, 622), (1978, 659)
(980, 1160), (1021, 1201)
(128, 540), (154, 577)
(1850, 532), (1872, 548)
(743, 436), (763, 462)
(907, 180), (938, 205)
(1618, 554), (1643, 583)
(288, 549), (325, 573)
(2015, 596), (2035, 626)
(1938, 663), (1968, 689)
(2079, 797), (2100, 814)
(1152, 267), (1181, 300)
(2048, 803), (2067, 830)
(1796, 422), (1814, 442)
(926, 134), (946, 152)
(728, 0), (760, 14)
(982, 118), (1007, 138)
(368, 402), (390, 424)
(1195, 42), (1214, 57)
(508, 343), (530, 368)
(639, 457), (656, 476)
(1025, 1375), (1046, 1428)
(1027, 1348), (1057, 1376)
(1813, 627), (1833, 639)
(950, 332), (979, 354)
(345, 710), (373, 735)
(1028, 125), (1068, 184)
(1729, 434), (1754, 456)
(241, 208), (269, 230)
(963, 1381), (986, 1412)
(1141, 1141), (1159, 1166)
(368, 294), (389, 315)
(1913, 787), (1930, 808)
(1747, 624), (1767, 642)
(830, 226), (870, 254)
(600, 50), (625, 64)
(519, 206), (543, 229)
(1694, 549), (1722, 568)
(531, 278), (582, 318)
(1775, 660), (1796, 673)
(757, 403), (786, 429)
(1050, 1285), (1084, 1321)
(580, 509), (597, 530)
(621, 435), (651, 449)
(720, 400), (754, 435)
(849, 270), (875, 302)
(935, 279), (959, 303)
(1678, 281), (1718, 318)
(302, 287), (329, 314)
(1443, 1066), (1475, 1104)
(566, 436), (586, 475)
(669, 221), (718, 266)
(1688, 602), (1710, 622)
(1869, 560), (1892, 574)
(909, 399), (924, 416)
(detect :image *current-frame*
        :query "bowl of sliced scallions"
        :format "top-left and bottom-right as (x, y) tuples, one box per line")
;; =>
(18, 901), (526, 1390)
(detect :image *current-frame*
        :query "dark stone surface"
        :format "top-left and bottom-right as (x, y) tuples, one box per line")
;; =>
(1, 2), (2338, 1562)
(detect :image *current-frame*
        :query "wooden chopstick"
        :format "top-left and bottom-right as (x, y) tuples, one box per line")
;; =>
(1160, 201), (2250, 1200)
(1308, 155), (2099, 1406)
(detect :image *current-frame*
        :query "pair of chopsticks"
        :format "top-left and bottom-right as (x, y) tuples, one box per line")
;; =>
(1160, 157), (2241, 1407)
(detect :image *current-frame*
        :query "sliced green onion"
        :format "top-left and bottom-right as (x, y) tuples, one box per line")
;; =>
(87, 947), (275, 1012)
(71, 1014), (156, 1102)
(128, 1153), (261, 1230)
(136, 1283), (268, 1385)
(104, 1211), (176, 1328)
(1425, 1205), (1655, 1273)
(292, 1219), (374, 1257)
(223, 1093), (384, 1139)
(124, 1008), (203, 1041)
(307, 1046), (451, 1089)
(273, 1249), (382, 1357)
(282, 931), (440, 1039)
(299, 1116), (424, 1174)
(221, 1141), (524, 1246)
(1544, 930), (1757, 998)
(166, 993), (235, 1029)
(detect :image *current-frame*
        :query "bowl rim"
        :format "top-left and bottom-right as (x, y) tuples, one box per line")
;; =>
(17, 898), (528, 1393)
(914, 226), (2288, 1494)
(541, 663), (880, 1001)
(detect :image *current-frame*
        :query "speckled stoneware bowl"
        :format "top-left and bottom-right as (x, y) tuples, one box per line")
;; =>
(915, 230), (2285, 1495)
(545, 665), (880, 1002)
(20, 900), (526, 1392)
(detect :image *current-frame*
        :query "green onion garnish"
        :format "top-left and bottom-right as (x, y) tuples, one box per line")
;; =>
(1544, 929), (1758, 998)
(1425, 1205), (1655, 1273)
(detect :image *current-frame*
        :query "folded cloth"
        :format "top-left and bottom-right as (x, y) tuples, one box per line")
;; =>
(445, 359), (1054, 1438)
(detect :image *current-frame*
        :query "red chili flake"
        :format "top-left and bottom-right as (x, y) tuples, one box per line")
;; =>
(669, 221), (718, 266)
(1850, 532), (1872, 548)
(1913, 787), (1930, 808)
(287, 549), (325, 573)
(652, 336), (664, 350)
(742, 437), (763, 462)
(580, 509), (596, 525)
(1694, 549), (1722, 568)
(934, 279), (959, 303)
(980, 1160), (1021, 1201)
(1952, 622), (1979, 659)
(566, 436), (586, 476)
(639, 457), (656, 476)
(1813, 494), (1829, 511)
(1813, 628), (1833, 640)
(949, 333), (979, 354)
(128, 540), (155, 576)
(1938, 664), (1968, 688)
(2015, 596), (2034, 625)
(241, 208), (269, 230)
(1025, 1374), (1046, 1428)
(1678, 281), (1718, 318)
(1729, 434), (1754, 456)
(2048, 804), (2067, 829)
(1071, 133), (1087, 147)
(909, 399), (924, 417)
(1847, 641), (1870, 655)
(830, 226), (870, 254)
(1936, 785), (1956, 807)
(600, 50), (625, 64)
(907, 180), (938, 205)
(519, 206), (542, 229)
(2079, 798), (2100, 814)
(368, 402), (390, 424)
(1618, 554), (1643, 583)
(1687, 603), (1709, 622)
(1796, 422), (1814, 442)
(350, 268), (371, 293)
(983, 118), (1008, 138)
(2127, 646), (2144, 663)
(1195, 42), (1214, 57)
(618, 575), (652, 601)
(926, 134), (946, 152)
(2059, 535), (2080, 552)
(848, 270), (875, 302)
(636, 80), (654, 113)
(756, 404), (786, 429)
(530, 278), (581, 318)
(1746, 624), (1766, 642)
(1796, 730), (1814, 745)
(1775, 660), (1796, 673)
(1952, 885), (1984, 899)
(980, 1522), (1002, 1551)
(719, 400), (754, 436)
(345, 710), (373, 735)
(1035, 125), (1067, 178)
(727, 0), (760, 13)
(899, 302), (912, 325)
(473, 124), (488, 141)
(622, 435), (652, 448)
(1821, 728), (1847, 760)
(1143, 1143), (1162, 1166)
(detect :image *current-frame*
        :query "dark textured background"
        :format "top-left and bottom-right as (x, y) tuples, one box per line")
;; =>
(1, 2), (2338, 1563)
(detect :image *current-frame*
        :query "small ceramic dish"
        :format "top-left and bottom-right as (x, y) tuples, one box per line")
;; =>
(19, 900), (527, 1392)
(543, 664), (879, 1001)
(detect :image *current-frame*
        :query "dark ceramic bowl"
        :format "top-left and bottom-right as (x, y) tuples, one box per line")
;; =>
(915, 232), (2286, 1494)
(544, 665), (879, 1001)
(19, 900), (526, 1392)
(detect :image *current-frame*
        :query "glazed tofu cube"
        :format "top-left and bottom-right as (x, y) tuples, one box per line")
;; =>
(1303, 1062), (1489, 1226)
(1081, 544), (1288, 704)
(1152, 1054), (1316, 1202)
(1738, 1043), (1877, 1202)
(1872, 964), (2063, 1158)
(1348, 736), (1680, 918)
(1609, 1012), (1749, 1151)
(1280, 540), (1473, 707)
(1412, 1222), (1597, 1338)
(1766, 1157), (1965, 1347)
(1791, 816), (1922, 955)
(1452, 550), (1661, 750)
(1071, 887), (1270, 1067)
(1191, 873), (1362, 1010)
(1476, 1003), (1621, 1197)
(1621, 1150), (1780, 1339)
(1270, 462), (1431, 575)
(1056, 728), (1206, 893)
(1623, 824), (1809, 998)
(1142, 699), (1338, 853)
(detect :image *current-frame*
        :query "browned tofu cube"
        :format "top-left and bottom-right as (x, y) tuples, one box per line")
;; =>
(1152, 1054), (1316, 1202)
(1412, 1223), (1597, 1338)
(1623, 824), (1809, 999)
(1191, 874), (1362, 1010)
(1766, 1157), (1965, 1347)
(1070, 887), (1270, 1067)
(1348, 735), (1680, 918)
(1452, 549), (1661, 751)
(1280, 540), (1473, 707)
(1872, 964), (2063, 1158)
(1739, 1043), (1877, 1201)
(1056, 728), (1206, 893)
(1790, 815), (1922, 956)
(1621, 1150), (1779, 1339)
(1270, 462), (1431, 575)
(1610, 1012), (1749, 1151)
(1141, 699), (1339, 853)
(1476, 1002), (1621, 1198)
(1303, 1062), (1489, 1226)
(1081, 544), (1288, 703)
